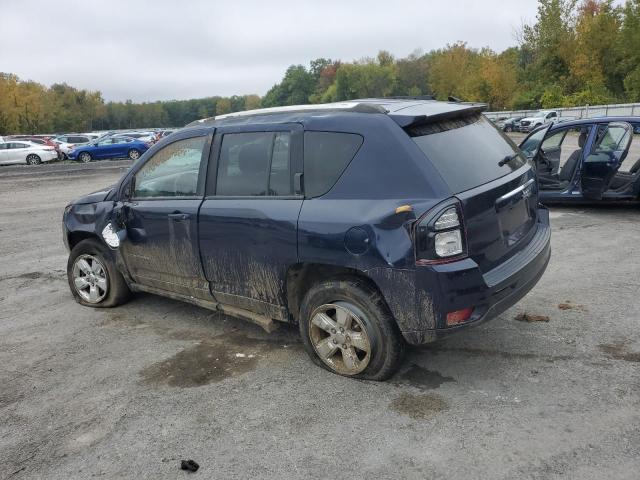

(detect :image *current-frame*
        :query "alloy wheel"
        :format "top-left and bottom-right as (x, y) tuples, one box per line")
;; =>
(309, 303), (371, 375)
(72, 254), (108, 303)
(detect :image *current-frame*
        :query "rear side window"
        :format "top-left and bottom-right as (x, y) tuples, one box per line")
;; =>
(215, 131), (292, 196)
(408, 114), (526, 193)
(303, 132), (363, 198)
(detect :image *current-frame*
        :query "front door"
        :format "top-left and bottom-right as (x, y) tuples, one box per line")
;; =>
(581, 122), (633, 199)
(119, 132), (212, 299)
(198, 124), (303, 319)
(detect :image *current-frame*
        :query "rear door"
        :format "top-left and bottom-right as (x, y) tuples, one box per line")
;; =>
(198, 124), (303, 319)
(119, 131), (212, 298)
(110, 137), (130, 157)
(581, 122), (633, 199)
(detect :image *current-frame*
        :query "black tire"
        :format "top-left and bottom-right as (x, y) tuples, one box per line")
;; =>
(67, 238), (131, 308)
(299, 277), (404, 381)
(78, 152), (92, 163)
(128, 149), (141, 160)
(26, 154), (41, 165)
(504, 125), (512, 132)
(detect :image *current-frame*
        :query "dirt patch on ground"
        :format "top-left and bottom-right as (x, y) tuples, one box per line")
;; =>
(515, 312), (550, 323)
(599, 340), (640, 363)
(393, 364), (456, 390)
(558, 302), (587, 311)
(389, 392), (449, 420)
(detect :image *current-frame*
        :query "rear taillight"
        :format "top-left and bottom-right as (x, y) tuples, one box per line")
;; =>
(415, 200), (467, 265)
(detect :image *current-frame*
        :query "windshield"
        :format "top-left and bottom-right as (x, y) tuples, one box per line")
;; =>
(409, 114), (527, 193)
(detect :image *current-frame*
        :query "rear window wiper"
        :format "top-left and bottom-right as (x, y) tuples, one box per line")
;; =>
(498, 153), (519, 167)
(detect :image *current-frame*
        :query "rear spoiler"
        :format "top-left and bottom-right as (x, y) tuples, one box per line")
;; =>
(389, 103), (487, 128)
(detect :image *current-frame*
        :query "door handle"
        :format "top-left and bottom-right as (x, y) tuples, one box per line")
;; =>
(168, 213), (190, 221)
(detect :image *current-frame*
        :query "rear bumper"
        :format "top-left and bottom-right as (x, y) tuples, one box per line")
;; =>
(402, 207), (551, 345)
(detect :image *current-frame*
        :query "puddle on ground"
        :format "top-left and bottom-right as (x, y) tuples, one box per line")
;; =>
(389, 392), (449, 420)
(139, 332), (300, 387)
(393, 364), (455, 390)
(599, 340), (640, 363)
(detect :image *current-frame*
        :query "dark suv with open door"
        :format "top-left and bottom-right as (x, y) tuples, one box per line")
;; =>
(62, 99), (551, 380)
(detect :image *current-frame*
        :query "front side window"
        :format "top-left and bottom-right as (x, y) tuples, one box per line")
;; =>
(133, 136), (206, 198)
(215, 131), (292, 196)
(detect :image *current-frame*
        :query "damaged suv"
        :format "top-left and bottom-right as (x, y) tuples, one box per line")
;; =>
(63, 99), (551, 380)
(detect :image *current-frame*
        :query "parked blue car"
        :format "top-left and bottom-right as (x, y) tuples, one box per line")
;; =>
(69, 136), (149, 162)
(62, 99), (551, 380)
(519, 116), (640, 203)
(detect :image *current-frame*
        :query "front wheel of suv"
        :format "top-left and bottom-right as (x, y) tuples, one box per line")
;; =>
(79, 152), (92, 163)
(299, 277), (404, 381)
(67, 238), (131, 308)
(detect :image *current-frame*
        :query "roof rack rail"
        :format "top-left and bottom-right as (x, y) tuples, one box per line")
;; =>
(186, 102), (388, 127)
(382, 95), (436, 101)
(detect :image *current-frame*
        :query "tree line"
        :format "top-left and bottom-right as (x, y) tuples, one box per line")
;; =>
(2, 0), (640, 135)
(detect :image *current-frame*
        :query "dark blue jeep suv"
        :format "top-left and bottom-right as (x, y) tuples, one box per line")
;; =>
(62, 99), (551, 380)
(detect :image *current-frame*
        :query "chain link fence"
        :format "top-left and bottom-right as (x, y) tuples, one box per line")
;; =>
(485, 103), (640, 121)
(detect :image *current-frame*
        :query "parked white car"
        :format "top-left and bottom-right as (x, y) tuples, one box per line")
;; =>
(0, 140), (58, 165)
(518, 110), (560, 132)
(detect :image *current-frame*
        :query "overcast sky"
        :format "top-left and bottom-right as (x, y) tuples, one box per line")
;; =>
(0, 0), (540, 102)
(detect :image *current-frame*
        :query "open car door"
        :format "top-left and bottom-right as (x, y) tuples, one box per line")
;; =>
(581, 122), (633, 200)
(518, 123), (553, 175)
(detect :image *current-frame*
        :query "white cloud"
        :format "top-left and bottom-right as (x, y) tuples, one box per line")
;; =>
(0, 0), (539, 101)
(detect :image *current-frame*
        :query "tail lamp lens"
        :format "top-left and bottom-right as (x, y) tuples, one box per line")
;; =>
(435, 229), (463, 257)
(415, 201), (466, 263)
(434, 207), (460, 230)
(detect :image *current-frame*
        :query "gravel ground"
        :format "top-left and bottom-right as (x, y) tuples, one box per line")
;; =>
(1, 161), (639, 479)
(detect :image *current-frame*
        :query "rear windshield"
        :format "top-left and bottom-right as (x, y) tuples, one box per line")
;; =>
(408, 114), (526, 193)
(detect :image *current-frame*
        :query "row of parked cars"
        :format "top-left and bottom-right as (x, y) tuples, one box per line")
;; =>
(0, 129), (175, 166)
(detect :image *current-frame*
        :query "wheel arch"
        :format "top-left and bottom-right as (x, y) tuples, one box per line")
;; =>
(285, 262), (389, 323)
(67, 230), (101, 251)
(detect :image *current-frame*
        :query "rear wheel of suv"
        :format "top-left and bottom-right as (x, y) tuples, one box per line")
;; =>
(128, 149), (141, 160)
(67, 238), (131, 308)
(299, 277), (404, 380)
(79, 152), (92, 163)
(26, 154), (41, 165)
